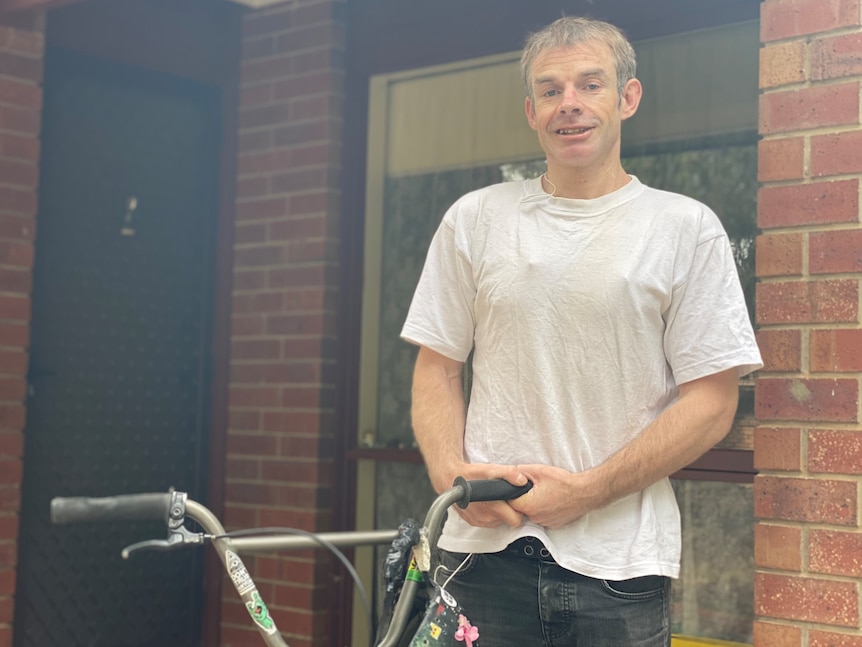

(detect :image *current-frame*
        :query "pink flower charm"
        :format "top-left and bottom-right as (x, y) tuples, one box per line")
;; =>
(455, 614), (479, 647)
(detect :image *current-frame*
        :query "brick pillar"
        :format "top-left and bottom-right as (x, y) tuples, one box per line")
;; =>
(0, 10), (42, 647)
(754, 1), (862, 644)
(223, 2), (345, 646)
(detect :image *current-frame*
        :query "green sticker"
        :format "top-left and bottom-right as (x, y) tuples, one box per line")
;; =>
(246, 590), (277, 635)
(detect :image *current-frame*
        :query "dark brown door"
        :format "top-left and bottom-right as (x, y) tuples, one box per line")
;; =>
(14, 47), (221, 647)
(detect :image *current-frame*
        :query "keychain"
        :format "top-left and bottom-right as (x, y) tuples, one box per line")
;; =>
(409, 555), (479, 646)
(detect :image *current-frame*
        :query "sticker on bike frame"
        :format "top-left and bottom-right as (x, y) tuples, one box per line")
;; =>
(246, 589), (277, 635)
(226, 549), (255, 596)
(406, 557), (424, 583)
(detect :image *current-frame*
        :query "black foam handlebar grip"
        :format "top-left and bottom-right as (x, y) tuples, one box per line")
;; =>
(453, 477), (533, 509)
(51, 493), (172, 524)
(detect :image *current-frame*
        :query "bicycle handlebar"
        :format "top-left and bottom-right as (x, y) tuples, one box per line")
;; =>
(49, 478), (534, 647)
(452, 477), (532, 508)
(50, 478), (533, 525)
(51, 493), (173, 524)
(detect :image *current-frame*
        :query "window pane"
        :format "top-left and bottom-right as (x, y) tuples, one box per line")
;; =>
(671, 479), (754, 643)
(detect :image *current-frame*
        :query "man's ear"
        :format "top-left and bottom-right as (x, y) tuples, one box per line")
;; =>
(620, 78), (643, 121)
(524, 96), (538, 131)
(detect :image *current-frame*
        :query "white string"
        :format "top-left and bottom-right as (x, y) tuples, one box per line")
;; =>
(433, 552), (473, 591)
(520, 173), (557, 204)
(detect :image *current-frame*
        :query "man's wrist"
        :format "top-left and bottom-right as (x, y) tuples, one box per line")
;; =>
(427, 460), (467, 494)
(577, 464), (615, 512)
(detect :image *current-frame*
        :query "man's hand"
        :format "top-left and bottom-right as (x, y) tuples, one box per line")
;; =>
(443, 462), (530, 528)
(504, 464), (599, 529)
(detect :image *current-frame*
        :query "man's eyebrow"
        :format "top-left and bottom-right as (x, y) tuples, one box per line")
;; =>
(533, 75), (557, 86)
(533, 68), (611, 86)
(578, 68), (611, 80)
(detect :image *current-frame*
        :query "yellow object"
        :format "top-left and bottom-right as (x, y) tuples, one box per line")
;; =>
(672, 636), (750, 647)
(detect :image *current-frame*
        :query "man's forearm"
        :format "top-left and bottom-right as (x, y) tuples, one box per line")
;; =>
(585, 368), (740, 508)
(411, 346), (467, 493)
(509, 368), (741, 529)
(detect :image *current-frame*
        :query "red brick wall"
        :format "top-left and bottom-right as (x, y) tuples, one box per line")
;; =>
(223, 1), (345, 645)
(0, 10), (42, 647)
(755, 0), (862, 643)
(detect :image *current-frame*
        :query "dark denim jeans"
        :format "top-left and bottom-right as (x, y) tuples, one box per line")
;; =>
(433, 537), (670, 647)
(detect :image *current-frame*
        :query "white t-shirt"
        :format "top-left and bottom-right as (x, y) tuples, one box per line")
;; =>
(401, 175), (762, 580)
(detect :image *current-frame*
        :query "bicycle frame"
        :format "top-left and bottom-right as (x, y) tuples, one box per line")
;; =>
(189, 497), (399, 647)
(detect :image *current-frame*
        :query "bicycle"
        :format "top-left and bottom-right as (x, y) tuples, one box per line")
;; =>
(51, 477), (532, 647)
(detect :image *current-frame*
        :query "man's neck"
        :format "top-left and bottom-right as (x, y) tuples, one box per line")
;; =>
(543, 164), (631, 200)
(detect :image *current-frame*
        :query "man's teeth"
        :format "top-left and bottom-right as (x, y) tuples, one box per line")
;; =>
(558, 127), (590, 134)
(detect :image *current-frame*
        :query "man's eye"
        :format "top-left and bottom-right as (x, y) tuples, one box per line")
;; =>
(544, 89), (560, 97)
(585, 83), (600, 91)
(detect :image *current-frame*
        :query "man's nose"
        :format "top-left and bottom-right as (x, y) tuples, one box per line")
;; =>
(559, 88), (583, 113)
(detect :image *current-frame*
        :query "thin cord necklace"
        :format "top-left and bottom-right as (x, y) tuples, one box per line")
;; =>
(541, 173), (558, 197)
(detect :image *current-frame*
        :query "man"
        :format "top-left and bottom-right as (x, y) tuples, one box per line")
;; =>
(400, 16), (762, 646)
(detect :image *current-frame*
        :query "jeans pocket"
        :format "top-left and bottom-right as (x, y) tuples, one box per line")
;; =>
(601, 575), (668, 600)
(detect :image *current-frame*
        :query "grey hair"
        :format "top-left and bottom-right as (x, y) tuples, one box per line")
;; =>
(520, 17), (637, 98)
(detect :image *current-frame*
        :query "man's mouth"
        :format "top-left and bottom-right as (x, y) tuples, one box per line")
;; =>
(556, 127), (592, 135)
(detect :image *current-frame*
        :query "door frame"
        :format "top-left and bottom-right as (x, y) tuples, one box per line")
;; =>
(29, 1), (243, 643)
(337, 1), (763, 643)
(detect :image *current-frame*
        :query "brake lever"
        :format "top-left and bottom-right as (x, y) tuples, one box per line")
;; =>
(121, 490), (206, 559)
(122, 537), (179, 558)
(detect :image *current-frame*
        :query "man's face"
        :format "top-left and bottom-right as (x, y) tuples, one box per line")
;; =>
(524, 40), (641, 178)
